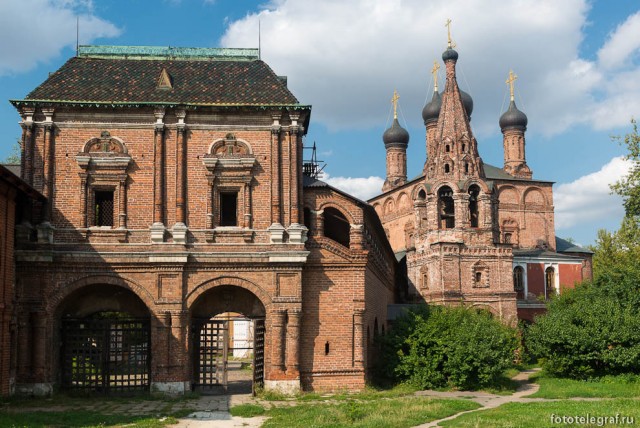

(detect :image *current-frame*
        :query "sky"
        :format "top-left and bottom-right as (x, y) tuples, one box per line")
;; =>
(0, 0), (639, 246)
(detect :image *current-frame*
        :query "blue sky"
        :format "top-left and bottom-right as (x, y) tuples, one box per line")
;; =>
(1, 0), (639, 246)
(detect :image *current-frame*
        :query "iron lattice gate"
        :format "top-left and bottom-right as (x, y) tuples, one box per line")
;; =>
(193, 317), (264, 394)
(61, 317), (150, 394)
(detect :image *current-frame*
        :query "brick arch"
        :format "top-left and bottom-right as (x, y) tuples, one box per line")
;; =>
(187, 276), (272, 311)
(209, 137), (253, 155)
(469, 302), (498, 317)
(411, 183), (427, 200)
(462, 179), (491, 194)
(383, 198), (395, 216)
(523, 187), (547, 206)
(81, 134), (128, 154)
(316, 201), (357, 225)
(397, 192), (411, 210)
(498, 185), (520, 205)
(372, 203), (382, 216)
(432, 180), (461, 194)
(48, 274), (155, 316)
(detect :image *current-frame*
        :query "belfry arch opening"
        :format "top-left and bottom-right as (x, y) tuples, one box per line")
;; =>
(438, 186), (455, 229)
(57, 284), (151, 395)
(190, 285), (266, 395)
(468, 185), (480, 228)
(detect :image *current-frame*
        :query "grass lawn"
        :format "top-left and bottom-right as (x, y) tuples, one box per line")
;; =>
(530, 372), (640, 398)
(439, 399), (640, 428)
(232, 397), (480, 428)
(0, 410), (184, 428)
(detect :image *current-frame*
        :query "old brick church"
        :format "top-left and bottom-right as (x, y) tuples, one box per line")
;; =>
(1, 40), (590, 396)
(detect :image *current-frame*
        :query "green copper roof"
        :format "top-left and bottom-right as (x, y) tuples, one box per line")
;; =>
(78, 45), (259, 61)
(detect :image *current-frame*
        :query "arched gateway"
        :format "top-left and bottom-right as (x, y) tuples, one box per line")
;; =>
(190, 285), (266, 394)
(57, 284), (151, 394)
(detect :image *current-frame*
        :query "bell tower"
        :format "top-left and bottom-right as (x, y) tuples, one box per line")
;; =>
(382, 90), (410, 192)
(500, 70), (532, 179)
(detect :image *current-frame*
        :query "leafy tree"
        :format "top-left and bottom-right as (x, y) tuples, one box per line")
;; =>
(526, 264), (640, 379)
(377, 305), (518, 390)
(2, 139), (21, 164)
(610, 118), (640, 218)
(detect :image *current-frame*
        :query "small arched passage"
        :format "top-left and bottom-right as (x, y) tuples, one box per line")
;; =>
(57, 283), (151, 395)
(190, 284), (267, 395)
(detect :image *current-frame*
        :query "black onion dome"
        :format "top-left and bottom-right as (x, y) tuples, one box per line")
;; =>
(422, 90), (442, 124)
(460, 90), (473, 118)
(499, 100), (528, 130)
(383, 118), (410, 148)
(442, 47), (458, 62)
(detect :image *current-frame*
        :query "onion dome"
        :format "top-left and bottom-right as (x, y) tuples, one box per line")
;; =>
(499, 100), (528, 131)
(460, 90), (473, 118)
(422, 91), (442, 124)
(383, 118), (410, 148)
(442, 47), (459, 62)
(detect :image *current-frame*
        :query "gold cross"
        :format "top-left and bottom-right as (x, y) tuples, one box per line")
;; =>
(445, 18), (454, 48)
(506, 70), (517, 101)
(431, 61), (440, 91)
(391, 90), (400, 119)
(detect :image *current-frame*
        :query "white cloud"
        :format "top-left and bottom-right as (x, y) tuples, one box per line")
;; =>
(322, 172), (384, 201)
(597, 11), (640, 69)
(554, 157), (632, 229)
(220, 0), (640, 138)
(0, 0), (121, 75)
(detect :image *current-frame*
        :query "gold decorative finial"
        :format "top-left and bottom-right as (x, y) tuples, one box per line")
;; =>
(431, 61), (440, 91)
(391, 89), (400, 119)
(506, 69), (517, 101)
(445, 18), (455, 48)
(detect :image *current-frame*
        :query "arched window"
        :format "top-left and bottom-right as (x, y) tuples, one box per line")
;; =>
(545, 267), (556, 297)
(513, 266), (524, 299)
(468, 185), (480, 228)
(438, 186), (455, 229)
(462, 143), (466, 152)
(324, 207), (350, 247)
(417, 189), (426, 201)
(444, 164), (450, 173)
(445, 144), (450, 152)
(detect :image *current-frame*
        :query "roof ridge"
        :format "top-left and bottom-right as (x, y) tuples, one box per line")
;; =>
(78, 45), (260, 61)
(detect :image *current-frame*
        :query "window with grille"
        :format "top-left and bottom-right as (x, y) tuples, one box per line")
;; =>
(94, 191), (114, 227)
(220, 192), (238, 226)
(513, 266), (524, 299)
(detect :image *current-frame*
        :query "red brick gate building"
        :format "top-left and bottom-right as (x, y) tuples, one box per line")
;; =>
(9, 46), (395, 395)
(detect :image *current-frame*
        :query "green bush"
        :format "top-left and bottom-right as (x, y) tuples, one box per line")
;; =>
(377, 305), (518, 390)
(526, 264), (640, 379)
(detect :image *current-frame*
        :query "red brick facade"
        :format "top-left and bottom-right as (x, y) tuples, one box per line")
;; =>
(370, 47), (592, 325)
(8, 47), (396, 395)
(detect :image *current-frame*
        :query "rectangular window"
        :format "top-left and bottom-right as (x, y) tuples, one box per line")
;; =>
(219, 192), (238, 226)
(94, 190), (114, 227)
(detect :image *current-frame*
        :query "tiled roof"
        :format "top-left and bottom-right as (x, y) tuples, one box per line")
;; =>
(19, 55), (302, 107)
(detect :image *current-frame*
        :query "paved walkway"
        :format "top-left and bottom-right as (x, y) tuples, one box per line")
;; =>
(413, 369), (542, 427)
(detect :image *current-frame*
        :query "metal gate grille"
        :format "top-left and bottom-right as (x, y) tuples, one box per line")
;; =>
(61, 317), (150, 394)
(193, 317), (264, 394)
(253, 319), (265, 393)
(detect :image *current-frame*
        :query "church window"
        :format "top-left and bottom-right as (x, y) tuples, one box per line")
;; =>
(422, 273), (429, 289)
(417, 189), (426, 200)
(94, 190), (114, 227)
(324, 207), (350, 247)
(325, 341), (330, 355)
(475, 271), (482, 284)
(219, 192), (238, 226)
(545, 267), (556, 297)
(465, 163), (469, 174)
(462, 143), (466, 152)
(438, 186), (455, 229)
(444, 164), (450, 174)
(468, 185), (480, 228)
(445, 144), (450, 152)
(514, 266), (524, 299)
